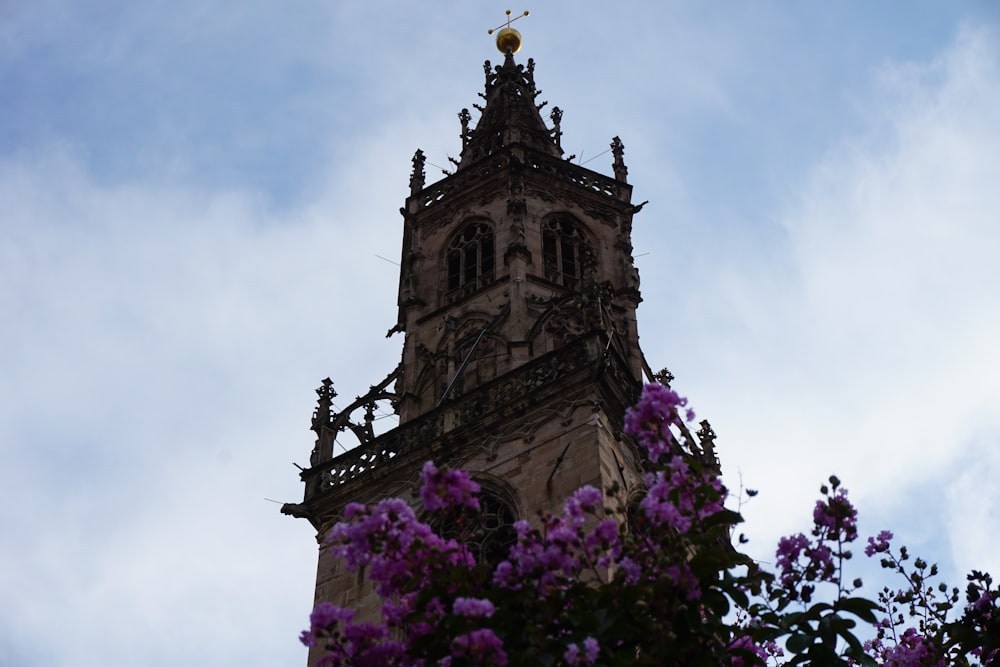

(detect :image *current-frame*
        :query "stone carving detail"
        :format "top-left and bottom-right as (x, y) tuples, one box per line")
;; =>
(303, 335), (611, 496)
(458, 109), (472, 150)
(410, 149), (426, 195)
(309, 364), (402, 467)
(581, 204), (617, 226)
(413, 151), (627, 214)
(399, 249), (422, 306)
(610, 136), (628, 183)
(550, 107), (563, 150)
(652, 367), (675, 387)
(309, 378), (338, 466)
(696, 419), (718, 467)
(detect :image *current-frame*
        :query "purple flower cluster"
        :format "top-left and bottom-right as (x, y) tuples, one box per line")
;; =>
(726, 635), (776, 667)
(879, 628), (946, 667)
(448, 628), (508, 665)
(326, 498), (474, 598)
(563, 636), (599, 665)
(641, 457), (726, 534)
(420, 461), (481, 512)
(865, 530), (894, 557)
(302, 600), (405, 666)
(812, 487), (858, 542)
(492, 486), (617, 593)
(773, 479), (863, 603)
(452, 596), (495, 618)
(624, 383), (692, 463)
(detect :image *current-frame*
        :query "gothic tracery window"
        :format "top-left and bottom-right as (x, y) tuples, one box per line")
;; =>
(542, 216), (591, 289)
(428, 488), (517, 566)
(447, 221), (495, 293)
(474, 491), (518, 566)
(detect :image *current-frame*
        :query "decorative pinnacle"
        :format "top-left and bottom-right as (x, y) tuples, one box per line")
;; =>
(488, 9), (530, 54)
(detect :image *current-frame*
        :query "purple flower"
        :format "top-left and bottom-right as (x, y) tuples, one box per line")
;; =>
(309, 601), (354, 631)
(624, 383), (691, 463)
(618, 556), (642, 585)
(420, 461), (481, 512)
(881, 628), (945, 667)
(583, 637), (599, 661)
(776, 533), (809, 585)
(564, 637), (599, 665)
(812, 489), (858, 542)
(727, 635), (768, 667)
(325, 496), (475, 598)
(451, 628), (508, 665)
(864, 530), (893, 557)
(565, 485), (602, 519)
(453, 596), (496, 618)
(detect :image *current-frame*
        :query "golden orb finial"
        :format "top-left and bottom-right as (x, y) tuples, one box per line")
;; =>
(487, 9), (530, 54)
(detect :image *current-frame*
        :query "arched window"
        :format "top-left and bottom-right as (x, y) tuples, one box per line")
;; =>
(447, 221), (495, 293)
(542, 216), (591, 289)
(427, 488), (517, 566)
(474, 491), (518, 566)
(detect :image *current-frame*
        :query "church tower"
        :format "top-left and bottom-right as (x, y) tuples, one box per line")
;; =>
(283, 26), (719, 660)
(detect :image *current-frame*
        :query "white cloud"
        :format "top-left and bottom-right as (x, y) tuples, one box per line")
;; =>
(647, 25), (1000, 577)
(0, 135), (413, 664)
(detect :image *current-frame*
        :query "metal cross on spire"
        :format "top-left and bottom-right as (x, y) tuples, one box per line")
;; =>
(488, 9), (530, 54)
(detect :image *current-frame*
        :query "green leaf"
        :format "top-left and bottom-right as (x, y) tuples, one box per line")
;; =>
(836, 596), (881, 624)
(786, 632), (812, 654)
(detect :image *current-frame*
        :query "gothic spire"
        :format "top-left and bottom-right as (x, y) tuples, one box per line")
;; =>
(457, 53), (563, 168)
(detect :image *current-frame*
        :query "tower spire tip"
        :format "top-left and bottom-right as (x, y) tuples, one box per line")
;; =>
(488, 9), (530, 54)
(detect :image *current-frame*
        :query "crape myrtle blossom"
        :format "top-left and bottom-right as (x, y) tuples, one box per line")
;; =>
(563, 636), (599, 665)
(448, 628), (507, 666)
(420, 461), (480, 512)
(882, 628), (945, 667)
(623, 382), (692, 463)
(302, 383), (1000, 666)
(865, 530), (894, 557)
(452, 597), (495, 618)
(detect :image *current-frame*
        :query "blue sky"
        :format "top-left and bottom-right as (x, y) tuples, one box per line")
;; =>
(3, 2), (1000, 665)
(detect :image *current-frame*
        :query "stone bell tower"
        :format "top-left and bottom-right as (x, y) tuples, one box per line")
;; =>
(282, 28), (719, 658)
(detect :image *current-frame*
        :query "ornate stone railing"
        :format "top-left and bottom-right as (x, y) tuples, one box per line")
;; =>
(302, 332), (613, 498)
(523, 152), (626, 200)
(410, 148), (629, 212)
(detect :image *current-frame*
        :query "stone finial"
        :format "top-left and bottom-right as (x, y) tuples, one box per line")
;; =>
(550, 107), (563, 150)
(312, 377), (336, 433)
(409, 149), (426, 195)
(611, 136), (628, 183)
(696, 419), (718, 463)
(652, 367), (674, 387)
(458, 108), (472, 149)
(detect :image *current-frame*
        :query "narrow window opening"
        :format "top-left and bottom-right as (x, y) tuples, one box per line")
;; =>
(446, 221), (495, 294)
(542, 217), (591, 288)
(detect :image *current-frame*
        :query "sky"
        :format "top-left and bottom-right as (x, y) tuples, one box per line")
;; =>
(2, 1), (1000, 665)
